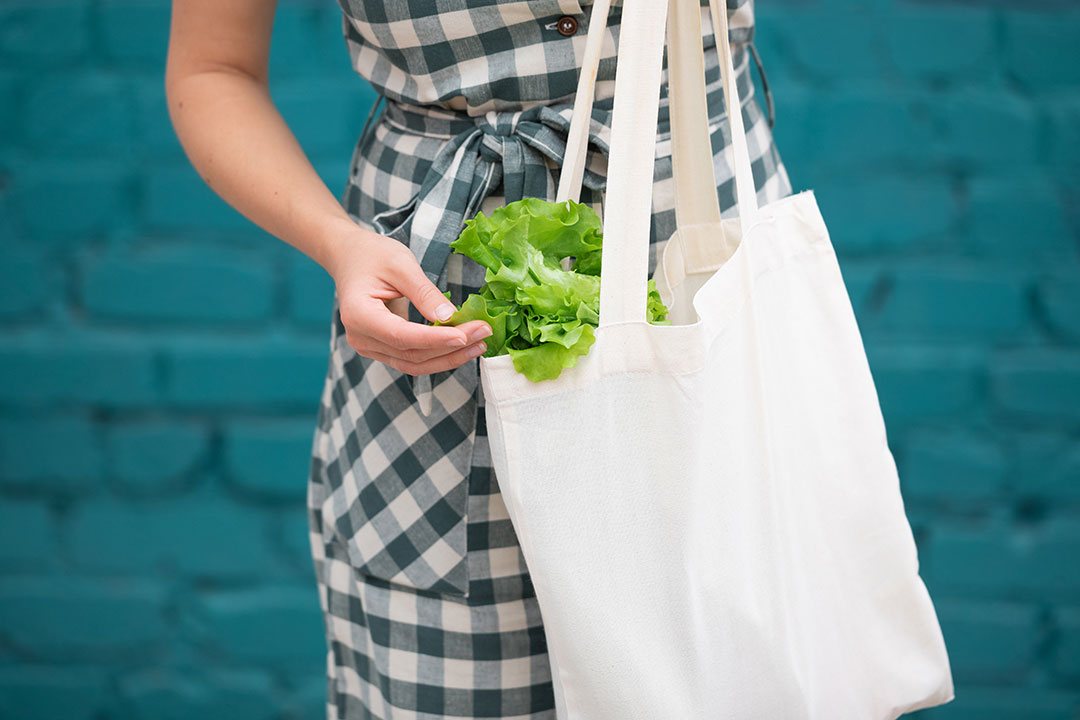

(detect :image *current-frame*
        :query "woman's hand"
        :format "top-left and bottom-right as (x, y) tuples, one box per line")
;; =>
(328, 221), (492, 376)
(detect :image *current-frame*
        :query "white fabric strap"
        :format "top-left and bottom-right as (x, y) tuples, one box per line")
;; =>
(598, 0), (671, 327)
(601, 0), (759, 327)
(667, 0), (730, 275)
(667, 0), (722, 230)
(708, 0), (760, 233)
(556, 0), (612, 203)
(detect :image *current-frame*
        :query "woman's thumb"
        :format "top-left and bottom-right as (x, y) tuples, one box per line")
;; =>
(396, 263), (457, 323)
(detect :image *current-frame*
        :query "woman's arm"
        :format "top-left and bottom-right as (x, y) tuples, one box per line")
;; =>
(165, 0), (491, 374)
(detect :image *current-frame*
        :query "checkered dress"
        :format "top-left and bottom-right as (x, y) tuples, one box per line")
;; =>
(307, 1), (793, 717)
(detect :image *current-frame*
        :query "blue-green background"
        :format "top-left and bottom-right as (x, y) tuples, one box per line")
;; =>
(1, 0), (1078, 717)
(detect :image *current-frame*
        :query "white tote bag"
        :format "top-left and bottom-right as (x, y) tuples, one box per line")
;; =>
(477, 0), (956, 717)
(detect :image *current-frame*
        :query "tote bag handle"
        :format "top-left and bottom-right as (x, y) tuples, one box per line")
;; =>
(556, 0), (613, 203)
(599, 0), (760, 328)
(667, 0), (722, 232)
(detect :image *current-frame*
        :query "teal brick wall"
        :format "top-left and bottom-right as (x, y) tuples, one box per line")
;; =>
(0, 0), (1077, 718)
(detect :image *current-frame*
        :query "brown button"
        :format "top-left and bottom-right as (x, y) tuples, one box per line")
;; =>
(556, 15), (579, 36)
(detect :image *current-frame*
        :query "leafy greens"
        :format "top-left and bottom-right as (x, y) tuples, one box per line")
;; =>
(434, 197), (671, 382)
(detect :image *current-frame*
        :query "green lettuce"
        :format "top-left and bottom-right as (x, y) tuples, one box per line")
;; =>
(435, 198), (671, 382)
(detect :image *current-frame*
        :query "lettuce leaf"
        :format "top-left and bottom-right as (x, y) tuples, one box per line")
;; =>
(435, 198), (671, 381)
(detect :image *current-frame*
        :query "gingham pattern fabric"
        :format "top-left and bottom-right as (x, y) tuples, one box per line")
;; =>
(309, 1), (794, 717)
(337, 0), (756, 116)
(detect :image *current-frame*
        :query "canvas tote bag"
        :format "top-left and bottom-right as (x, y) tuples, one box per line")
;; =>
(477, 0), (956, 717)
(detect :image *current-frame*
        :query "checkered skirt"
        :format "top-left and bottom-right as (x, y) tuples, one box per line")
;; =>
(308, 2), (794, 717)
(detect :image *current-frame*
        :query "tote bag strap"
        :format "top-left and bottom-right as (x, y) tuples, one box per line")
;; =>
(556, 0), (613, 203)
(707, 0), (760, 231)
(667, 0), (722, 233)
(600, 0), (759, 327)
(668, 0), (758, 269)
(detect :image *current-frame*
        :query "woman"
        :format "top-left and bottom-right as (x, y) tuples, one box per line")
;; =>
(166, 1), (792, 717)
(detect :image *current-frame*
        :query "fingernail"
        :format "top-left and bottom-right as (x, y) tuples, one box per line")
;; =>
(466, 342), (487, 358)
(446, 335), (467, 348)
(436, 304), (455, 321)
(469, 325), (493, 342)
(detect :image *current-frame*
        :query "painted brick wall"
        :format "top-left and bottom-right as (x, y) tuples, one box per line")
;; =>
(0, 0), (1077, 718)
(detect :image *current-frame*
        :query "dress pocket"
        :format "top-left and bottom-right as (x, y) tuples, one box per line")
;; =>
(313, 298), (479, 597)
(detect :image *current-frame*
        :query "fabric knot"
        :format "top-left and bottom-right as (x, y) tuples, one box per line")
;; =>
(478, 133), (505, 162)
(478, 109), (521, 137)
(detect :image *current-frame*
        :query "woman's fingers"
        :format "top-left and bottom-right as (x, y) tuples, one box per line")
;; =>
(354, 295), (468, 350)
(343, 294), (493, 371)
(362, 340), (490, 376)
(356, 317), (493, 365)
